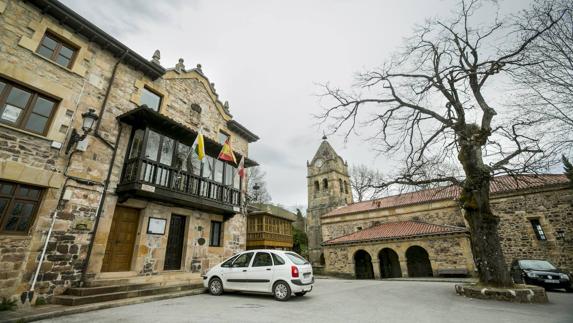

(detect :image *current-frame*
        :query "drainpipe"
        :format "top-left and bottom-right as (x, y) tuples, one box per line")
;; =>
(93, 50), (129, 150)
(80, 50), (129, 284)
(81, 123), (123, 284)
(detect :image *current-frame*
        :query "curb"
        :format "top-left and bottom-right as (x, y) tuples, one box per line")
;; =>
(0, 288), (206, 323)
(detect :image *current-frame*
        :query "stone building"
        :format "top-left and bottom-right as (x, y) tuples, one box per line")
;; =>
(306, 136), (353, 268)
(306, 141), (573, 279)
(246, 203), (296, 250)
(0, 0), (258, 305)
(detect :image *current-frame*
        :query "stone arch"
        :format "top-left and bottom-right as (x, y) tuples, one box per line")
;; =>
(406, 246), (433, 277)
(354, 250), (374, 279)
(319, 253), (325, 266)
(339, 178), (343, 192)
(322, 178), (328, 191)
(378, 248), (402, 278)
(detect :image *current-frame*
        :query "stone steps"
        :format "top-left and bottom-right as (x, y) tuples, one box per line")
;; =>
(53, 282), (204, 306)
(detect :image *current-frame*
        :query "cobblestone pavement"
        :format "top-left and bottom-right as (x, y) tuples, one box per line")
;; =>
(38, 279), (573, 323)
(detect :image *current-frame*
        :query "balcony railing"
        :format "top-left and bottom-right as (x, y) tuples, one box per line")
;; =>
(247, 232), (293, 243)
(119, 157), (241, 210)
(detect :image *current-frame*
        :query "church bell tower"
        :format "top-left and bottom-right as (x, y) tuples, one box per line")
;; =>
(306, 136), (353, 267)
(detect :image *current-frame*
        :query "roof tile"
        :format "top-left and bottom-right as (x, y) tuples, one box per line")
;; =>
(323, 221), (467, 245)
(324, 174), (569, 218)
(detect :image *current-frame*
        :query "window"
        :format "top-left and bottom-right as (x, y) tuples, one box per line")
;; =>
(530, 219), (547, 241)
(141, 87), (162, 111)
(210, 221), (223, 246)
(271, 253), (286, 265)
(322, 178), (328, 191)
(0, 79), (58, 135)
(252, 252), (272, 267)
(339, 179), (343, 192)
(128, 129), (144, 159)
(231, 252), (253, 267)
(314, 181), (319, 193)
(36, 32), (78, 68)
(285, 252), (309, 265)
(221, 254), (240, 268)
(0, 181), (43, 234)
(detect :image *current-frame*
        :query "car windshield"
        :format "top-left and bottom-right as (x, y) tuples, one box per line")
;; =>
(285, 252), (309, 265)
(519, 260), (556, 271)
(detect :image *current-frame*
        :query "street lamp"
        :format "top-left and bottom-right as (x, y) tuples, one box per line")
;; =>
(65, 109), (99, 154)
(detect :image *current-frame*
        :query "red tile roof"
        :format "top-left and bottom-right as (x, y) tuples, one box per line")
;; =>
(323, 221), (468, 245)
(324, 174), (569, 218)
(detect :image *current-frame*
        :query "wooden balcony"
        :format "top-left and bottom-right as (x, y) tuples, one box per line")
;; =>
(117, 157), (241, 216)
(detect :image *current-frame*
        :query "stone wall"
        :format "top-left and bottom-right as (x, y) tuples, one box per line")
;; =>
(320, 185), (573, 278)
(0, 0), (253, 306)
(323, 234), (475, 278)
(492, 186), (573, 271)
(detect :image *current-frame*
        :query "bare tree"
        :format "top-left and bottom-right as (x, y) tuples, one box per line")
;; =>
(246, 166), (272, 205)
(318, 0), (563, 287)
(512, 0), (573, 155)
(349, 164), (385, 201)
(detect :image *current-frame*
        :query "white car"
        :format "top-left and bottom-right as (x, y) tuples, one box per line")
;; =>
(202, 250), (314, 301)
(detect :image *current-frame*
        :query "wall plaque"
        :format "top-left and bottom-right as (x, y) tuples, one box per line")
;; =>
(147, 217), (166, 235)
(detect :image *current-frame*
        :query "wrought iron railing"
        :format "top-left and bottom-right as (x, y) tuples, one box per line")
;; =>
(120, 157), (241, 208)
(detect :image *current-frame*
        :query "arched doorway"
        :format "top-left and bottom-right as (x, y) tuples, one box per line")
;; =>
(378, 248), (402, 278)
(406, 246), (433, 277)
(354, 250), (374, 279)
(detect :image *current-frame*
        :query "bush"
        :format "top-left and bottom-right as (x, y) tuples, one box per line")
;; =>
(0, 297), (17, 311)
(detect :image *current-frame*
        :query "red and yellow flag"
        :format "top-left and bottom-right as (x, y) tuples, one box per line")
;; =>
(218, 138), (237, 164)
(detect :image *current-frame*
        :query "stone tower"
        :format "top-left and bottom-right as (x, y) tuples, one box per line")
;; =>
(306, 136), (353, 267)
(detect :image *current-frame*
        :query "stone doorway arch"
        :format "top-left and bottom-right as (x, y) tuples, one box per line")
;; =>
(378, 248), (402, 278)
(406, 246), (433, 277)
(354, 250), (374, 279)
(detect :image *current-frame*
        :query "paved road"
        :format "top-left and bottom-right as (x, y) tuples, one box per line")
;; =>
(39, 279), (573, 323)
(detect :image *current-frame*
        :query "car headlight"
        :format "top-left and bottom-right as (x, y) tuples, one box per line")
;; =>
(560, 273), (569, 280)
(526, 272), (538, 278)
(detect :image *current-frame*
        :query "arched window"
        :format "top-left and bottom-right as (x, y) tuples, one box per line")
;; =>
(339, 179), (343, 192)
(314, 181), (320, 193)
(322, 178), (328, 191)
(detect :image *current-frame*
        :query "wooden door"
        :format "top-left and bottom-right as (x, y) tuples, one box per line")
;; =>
(101, 206), (139, 272)
(164, 214), (186, 270)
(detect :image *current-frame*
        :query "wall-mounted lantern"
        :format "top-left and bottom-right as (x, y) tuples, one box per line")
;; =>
(65, 109), (99, 154)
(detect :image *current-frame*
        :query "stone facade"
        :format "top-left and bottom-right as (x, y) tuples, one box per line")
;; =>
(306, 138), (353, 267)
(0, 0), (257, 306)
(309, 140), (573, 279)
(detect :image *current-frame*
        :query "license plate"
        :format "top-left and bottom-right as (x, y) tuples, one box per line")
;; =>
(544, 279), (559, 283)
(303, 273), (311, 278)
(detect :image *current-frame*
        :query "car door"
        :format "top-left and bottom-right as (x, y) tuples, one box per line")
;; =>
(244, 252), (274, 292)
(224, 252), (254, 291)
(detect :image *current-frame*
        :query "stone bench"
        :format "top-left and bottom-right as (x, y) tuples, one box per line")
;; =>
(437, 268), (469, 277)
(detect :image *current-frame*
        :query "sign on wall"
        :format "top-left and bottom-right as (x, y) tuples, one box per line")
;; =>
(147, 217), (167, 235)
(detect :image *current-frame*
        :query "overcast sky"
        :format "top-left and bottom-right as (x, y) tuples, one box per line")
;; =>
(62, 0), (531, 211)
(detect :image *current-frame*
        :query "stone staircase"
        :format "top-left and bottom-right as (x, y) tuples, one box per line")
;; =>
(53, 281), (205, 306)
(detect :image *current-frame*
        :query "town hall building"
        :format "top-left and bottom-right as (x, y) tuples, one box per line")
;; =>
(307, 137), (573, 279)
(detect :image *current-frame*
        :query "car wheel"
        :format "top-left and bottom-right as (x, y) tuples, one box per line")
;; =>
(295, 292), (306, 297)
(209, 278), (223, 296)
(273, 281), (291, 301)
(565, 285), (573, 293)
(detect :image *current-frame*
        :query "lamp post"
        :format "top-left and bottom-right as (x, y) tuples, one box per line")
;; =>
(65, 109), (99, 154)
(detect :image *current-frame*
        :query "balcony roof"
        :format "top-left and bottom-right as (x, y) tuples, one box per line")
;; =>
(117, 106), (258, 167)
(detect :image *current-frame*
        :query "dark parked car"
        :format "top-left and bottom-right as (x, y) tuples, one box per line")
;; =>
(510, 259), (572, 292)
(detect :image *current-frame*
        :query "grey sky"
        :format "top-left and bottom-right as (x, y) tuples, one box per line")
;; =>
(61, 0), (531, 210)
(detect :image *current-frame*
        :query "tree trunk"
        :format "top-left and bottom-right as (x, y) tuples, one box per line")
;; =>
(458, 130), (512, 287)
